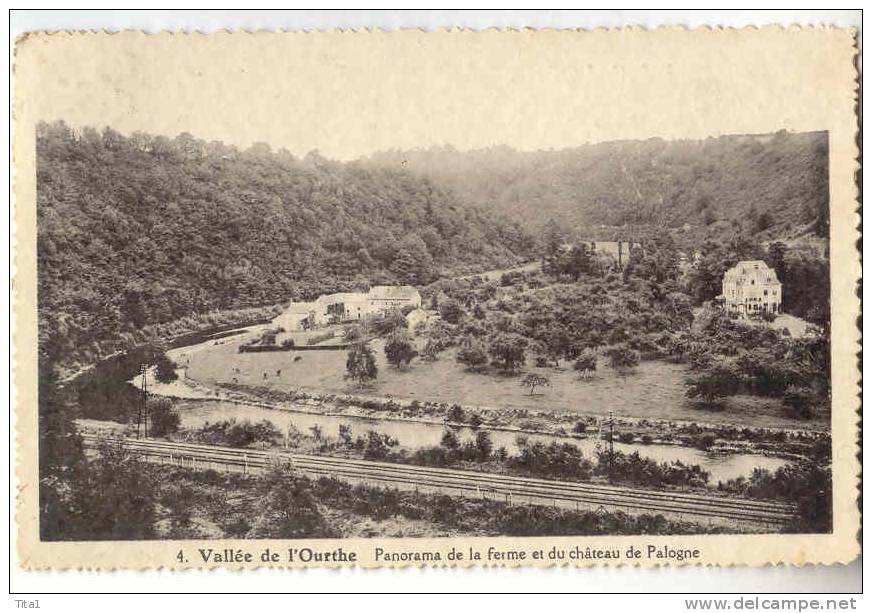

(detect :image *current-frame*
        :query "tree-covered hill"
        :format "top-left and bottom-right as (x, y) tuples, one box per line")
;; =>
(36, 122), (533, 363)
(367, 131), (829, 243)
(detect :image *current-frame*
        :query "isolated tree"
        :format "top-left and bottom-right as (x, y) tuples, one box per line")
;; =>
(345, 342), (378, 384)
(384, 332), (417, 369)
(520, 373), (551, 396)
(474, 430), (493, 460)
(440, 429), (460, 451)
(540, 219), (566, 275)
(337, 424), (353, 446)
(468, 413), (484, 430)
(573, 349), (598, 378)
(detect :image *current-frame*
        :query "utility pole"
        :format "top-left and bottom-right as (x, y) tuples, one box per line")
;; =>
(607, 410), (615, 482)
(138, 363), (149, 439)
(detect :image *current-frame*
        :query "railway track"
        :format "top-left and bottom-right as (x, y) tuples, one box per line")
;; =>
(82, 435), (796, 529)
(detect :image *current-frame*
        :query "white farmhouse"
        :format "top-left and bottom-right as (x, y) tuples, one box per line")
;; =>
(719, 260), (782, 317)
(272, 285), (422, 331)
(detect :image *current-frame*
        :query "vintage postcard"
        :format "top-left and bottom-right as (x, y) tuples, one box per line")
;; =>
(12, 27), (860, 571)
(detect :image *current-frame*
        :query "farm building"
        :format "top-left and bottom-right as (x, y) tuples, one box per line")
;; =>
(717, 260), (782, 317)
(272, 285), (422, 331)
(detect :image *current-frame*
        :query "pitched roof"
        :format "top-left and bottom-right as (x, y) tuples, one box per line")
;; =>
(315, 292), (367, 305)
(367, 285), (420, 300)
(283, 302), (315, 314)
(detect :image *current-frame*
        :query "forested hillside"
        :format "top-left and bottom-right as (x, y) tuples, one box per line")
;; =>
(367, 131), (829, 242)
(36, 122), (533, 364)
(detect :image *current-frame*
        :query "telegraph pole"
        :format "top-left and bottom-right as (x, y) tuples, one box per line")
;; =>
(138, 363), (149, 439)
(607, 410), (615, 482)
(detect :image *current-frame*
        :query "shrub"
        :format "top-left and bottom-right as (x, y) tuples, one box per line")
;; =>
(783, 386), (816, 419)
(440, 429), (460, 450)
(446, 404), (466, 423)
(438, 298), (466, 324)
(345, 342), (378, 384)
(604, 344), (640, 373)
(384, 332), (417, 369)
(196, 419), (281, 448)
(573, 349), (598, 378)
(148, 398), (180, 437)
(474, 430), (493, 460)
(456, 339), (489, 372)
(508, 441), (594, 481)
(692, 433), (716, 450)
(154, 352), (178, 383)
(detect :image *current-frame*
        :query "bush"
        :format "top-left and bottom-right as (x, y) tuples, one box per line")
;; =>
(442, 405), (463, 425)
(438, 298), (466, 324)
(384, 331), (417, 369)
(596, 450), (709, 488)
(154, 352), (178, 384)
(604, 344), (640, 373)
(148, 398), (180, 437)
(196, 419), (282, 448)
(783, 385), (816, 419)
(345, 342), (378, 384)
(692, 433), (716, 450)
(456, 339), (489, 372)
(617, 432), (635, 444)
(573, 350), (598, 378)
(474, 430), (493, 460)
(508, 441), (594, 481)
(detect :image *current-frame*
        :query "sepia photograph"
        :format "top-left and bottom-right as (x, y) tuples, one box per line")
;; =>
(12, 24), (860, 574)
(36, 124), (833, 542)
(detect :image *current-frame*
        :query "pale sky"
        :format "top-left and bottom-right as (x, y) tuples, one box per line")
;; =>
(15, 28), (855, 160)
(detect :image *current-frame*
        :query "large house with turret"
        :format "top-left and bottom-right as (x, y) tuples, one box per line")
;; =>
(718, 260), (782, 317)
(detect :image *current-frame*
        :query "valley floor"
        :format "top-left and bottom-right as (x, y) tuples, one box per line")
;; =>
(175, 331), (827, 432)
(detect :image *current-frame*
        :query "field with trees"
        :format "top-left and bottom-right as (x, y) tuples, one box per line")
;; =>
(37, 124), (834, 540)
(181, 230), (830, 431)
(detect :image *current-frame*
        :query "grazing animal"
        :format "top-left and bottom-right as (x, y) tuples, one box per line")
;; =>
(293, 356), (303, 362)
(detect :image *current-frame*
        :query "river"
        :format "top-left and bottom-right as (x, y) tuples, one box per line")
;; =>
(172, 398), (787, 483)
